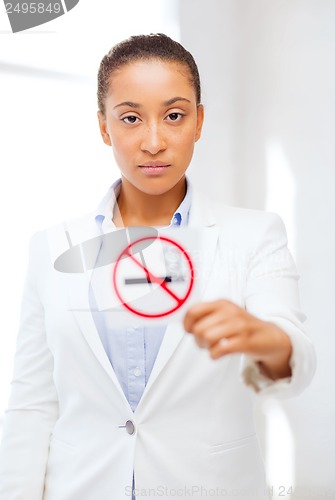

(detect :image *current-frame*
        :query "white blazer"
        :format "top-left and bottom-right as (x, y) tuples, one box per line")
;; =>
(0, 188), (316, 500)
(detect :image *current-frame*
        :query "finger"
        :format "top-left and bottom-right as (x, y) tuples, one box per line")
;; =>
(192, 316), (242, 348)
(193, 322), (230, 348)
(209, 336), (243, 360)
(183, 299), (236, 332)
(183, 301), (220, 332)
(195, 315), (250, 348)
(191, 310), (228, 337)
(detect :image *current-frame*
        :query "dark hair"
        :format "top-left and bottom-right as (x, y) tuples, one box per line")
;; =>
(97, 33), (201, 116)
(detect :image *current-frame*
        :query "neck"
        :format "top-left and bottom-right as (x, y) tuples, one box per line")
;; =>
(114, 176), (187, 227)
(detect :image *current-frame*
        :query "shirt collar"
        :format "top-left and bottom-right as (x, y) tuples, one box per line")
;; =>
(95, 177), (192, 231)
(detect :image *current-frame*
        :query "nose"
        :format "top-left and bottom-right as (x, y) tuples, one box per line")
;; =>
(140, 123), (167, 155)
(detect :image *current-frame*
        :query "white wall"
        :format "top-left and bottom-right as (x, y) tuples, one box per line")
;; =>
(180, 0), (335, 498)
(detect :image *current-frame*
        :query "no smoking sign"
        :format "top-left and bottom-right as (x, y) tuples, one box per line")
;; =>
(112, 235), (195, 319)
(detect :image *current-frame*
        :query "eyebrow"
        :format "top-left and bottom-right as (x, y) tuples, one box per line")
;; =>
(113, 97), (191, 110)
(113, 101), (140, 110)
(164, 97), (191, 106)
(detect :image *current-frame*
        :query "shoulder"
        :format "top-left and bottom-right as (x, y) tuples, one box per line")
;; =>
(219, 204), (285, 240)
(27, 209), (99, 267)
(192, 188), (286, 241)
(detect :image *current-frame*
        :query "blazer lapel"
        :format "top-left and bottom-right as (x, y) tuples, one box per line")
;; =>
(189, 188), (220, 298)
(67, 275), (126, 390)
(48, 214), (131, 407)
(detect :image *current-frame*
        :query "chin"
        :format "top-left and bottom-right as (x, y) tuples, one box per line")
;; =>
(135, 179), (175, 196)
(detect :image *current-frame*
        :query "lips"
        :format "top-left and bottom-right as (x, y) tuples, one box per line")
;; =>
(139, 161), (170, 167)
(138, 161), (171, 175)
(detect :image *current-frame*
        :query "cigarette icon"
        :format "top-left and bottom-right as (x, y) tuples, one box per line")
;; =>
(124, 276), (185, 285)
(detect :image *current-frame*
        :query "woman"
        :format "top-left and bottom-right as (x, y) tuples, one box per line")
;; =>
(0, 34), (315, 500)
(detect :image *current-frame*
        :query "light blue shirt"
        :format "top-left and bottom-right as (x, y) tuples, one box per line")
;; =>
(91, 178), (192, 412)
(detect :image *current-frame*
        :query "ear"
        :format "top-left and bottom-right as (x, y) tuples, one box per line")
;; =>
(195, 104), (204, 142)
(97, 111), (112, 146)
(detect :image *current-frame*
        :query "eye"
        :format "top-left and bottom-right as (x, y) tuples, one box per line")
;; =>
(122, 115), (140, 124)
(166, 112), (184, 122)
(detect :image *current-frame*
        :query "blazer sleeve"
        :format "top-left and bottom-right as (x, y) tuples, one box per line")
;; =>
(0, 231), (59, 500)
(239, 212), (316, 397)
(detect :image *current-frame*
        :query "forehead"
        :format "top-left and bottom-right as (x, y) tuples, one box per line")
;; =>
(107, 59), (195, 100)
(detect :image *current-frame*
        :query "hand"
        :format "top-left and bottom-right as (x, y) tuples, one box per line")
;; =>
(183, 299), (293, 380)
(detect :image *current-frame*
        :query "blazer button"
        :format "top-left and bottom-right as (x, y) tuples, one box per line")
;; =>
(125, 420), (135, 435)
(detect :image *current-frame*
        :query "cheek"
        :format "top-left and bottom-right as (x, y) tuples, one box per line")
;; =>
(110, 129), (137, 152)
(173, 128), (197, 152)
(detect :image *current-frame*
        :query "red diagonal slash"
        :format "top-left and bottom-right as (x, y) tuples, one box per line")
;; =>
(125, 248), (183, 306)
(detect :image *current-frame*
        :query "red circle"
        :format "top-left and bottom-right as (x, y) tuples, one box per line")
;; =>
(112, 235), (194, 318)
